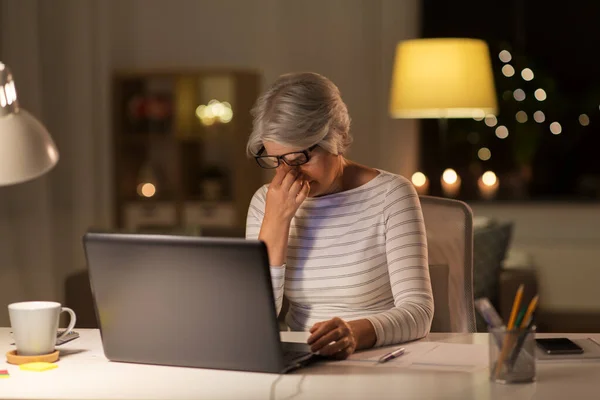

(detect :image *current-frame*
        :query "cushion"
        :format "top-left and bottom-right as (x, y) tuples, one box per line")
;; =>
(473, 221), (514, 331)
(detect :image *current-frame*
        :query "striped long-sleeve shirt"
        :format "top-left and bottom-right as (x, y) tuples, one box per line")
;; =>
(245, 170), (434, 347)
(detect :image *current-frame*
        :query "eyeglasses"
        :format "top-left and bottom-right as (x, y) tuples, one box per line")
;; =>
(254, 144), (318, 169)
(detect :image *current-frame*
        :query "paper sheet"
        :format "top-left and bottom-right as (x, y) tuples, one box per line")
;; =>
(408, 342), (489, 372)
(330, 341), (489, 372)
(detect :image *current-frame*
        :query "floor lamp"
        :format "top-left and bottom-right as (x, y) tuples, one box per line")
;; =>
(0, 62), (59, 186)
(389, 38), (497, 197)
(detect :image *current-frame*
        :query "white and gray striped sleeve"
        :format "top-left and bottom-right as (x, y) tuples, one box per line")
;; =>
(245, 186), (286, 316)
(365, 177), (434, 346)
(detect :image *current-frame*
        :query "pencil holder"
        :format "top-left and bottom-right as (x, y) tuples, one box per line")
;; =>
(489, 326), (536, 384)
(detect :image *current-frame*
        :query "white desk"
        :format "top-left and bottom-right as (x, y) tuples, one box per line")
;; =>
(2, 328), (600, 400)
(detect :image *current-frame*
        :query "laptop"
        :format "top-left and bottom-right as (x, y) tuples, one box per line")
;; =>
(82, 231), (317, 374)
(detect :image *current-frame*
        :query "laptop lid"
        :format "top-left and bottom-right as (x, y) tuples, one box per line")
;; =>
(83, 232), (288, 373)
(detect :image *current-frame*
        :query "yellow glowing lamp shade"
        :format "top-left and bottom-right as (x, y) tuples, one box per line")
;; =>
(389, 38), (498, 119)
(0, 62), (59, 186)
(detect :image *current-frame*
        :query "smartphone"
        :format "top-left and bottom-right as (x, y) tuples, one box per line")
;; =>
(535, 338), (584, 355)
(10, 330), (79, 346)
(56, 330), (80, 346)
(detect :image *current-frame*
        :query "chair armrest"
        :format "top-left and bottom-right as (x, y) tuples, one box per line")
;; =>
(498, 268), (538, 323)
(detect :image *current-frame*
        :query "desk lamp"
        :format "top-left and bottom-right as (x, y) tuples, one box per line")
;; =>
(0, 62), (59, 186)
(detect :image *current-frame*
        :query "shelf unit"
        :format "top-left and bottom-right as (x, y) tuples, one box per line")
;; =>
(112, 69), (262, 235)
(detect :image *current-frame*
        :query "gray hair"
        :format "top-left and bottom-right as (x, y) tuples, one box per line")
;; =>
(246, 72), (352, 157)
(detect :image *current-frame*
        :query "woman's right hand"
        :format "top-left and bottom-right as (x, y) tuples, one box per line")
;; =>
(264, 167), (310, 224)
(259, 167), (310, 266)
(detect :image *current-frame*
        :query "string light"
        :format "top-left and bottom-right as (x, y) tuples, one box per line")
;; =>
(579, 114), (590, 126)
(516, 111), (528, 123)
(550, 122), (562, 135)
(478, 147), (491, 161)
(534, 89), (547, 101)
(499, 50), (512, 63)
(495, 125), (509, 139)
(533, 111), (545, 123)
(513, 89), (526, 101)
(521, 68), (534, 81)
(472, 110), (485, 121)
(484, 114), (498, 127)
(502, 65), (515, 77)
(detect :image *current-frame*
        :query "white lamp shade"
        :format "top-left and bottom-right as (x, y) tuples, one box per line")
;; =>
(389, 38), (498, 119)
(0, 110), (59, 186)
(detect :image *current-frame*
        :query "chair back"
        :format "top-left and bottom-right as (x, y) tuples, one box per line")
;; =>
(420, 195), (476, 333)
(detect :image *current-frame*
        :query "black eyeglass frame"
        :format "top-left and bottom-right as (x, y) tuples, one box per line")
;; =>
(254, 144), (319, 169)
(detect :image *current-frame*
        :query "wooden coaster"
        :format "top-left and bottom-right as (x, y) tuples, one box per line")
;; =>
(6, 350), (59, 365)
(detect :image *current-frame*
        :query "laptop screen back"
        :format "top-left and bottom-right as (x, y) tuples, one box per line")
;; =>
(83, 232), (285, 373)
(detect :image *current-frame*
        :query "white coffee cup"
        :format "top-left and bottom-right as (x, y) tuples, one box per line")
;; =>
(8, 301), (77, 356)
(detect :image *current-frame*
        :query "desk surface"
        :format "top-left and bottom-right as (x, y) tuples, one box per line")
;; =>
(2, 328), (600, 400)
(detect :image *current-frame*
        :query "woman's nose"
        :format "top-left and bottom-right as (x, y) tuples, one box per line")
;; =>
(279, 164), (298, 174)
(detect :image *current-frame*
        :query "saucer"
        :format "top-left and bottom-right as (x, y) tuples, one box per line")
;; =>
(6, 349), (59, 365)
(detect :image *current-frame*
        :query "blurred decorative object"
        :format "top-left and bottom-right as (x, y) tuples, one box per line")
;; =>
(136, 161), (158, 198)
(124, 78), (173, 135)
(195, 100), (233, 126)
(113, 69), (261, 231)
(441, 168), (461, 198)
(411, 171), (429, 195)
(146, 93), (172, 133)
(199, 165), (227, 201)
(478, 171), (499, 200)
(549, 121), (562, 135)
(0, 62), (59, 186)
(127, 94), (146, 132)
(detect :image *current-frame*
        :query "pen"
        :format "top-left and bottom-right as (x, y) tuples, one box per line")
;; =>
(475, 297), (505, 328)
(508, 317), (536, 370)
(507, 284), (525, 330)
(378, 347), (405, 363)
(518, 295), (539, 329)
(513, 308), (526, 329)
(474, 298), (505, 349)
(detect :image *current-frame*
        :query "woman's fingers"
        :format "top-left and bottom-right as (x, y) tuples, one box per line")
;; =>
(270, 165), (287, 187)
(280, 169), (299, 192)
(317, 337), (352, 357)
(296, 180), (310, 205)
(309, 326), (347, 353)
(307, 319), (338, 346)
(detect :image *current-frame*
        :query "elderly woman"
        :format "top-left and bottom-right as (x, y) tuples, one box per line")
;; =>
(245, 72), (433, 360)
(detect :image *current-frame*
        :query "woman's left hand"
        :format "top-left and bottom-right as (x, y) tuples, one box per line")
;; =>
(307, 317), (357, 359)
